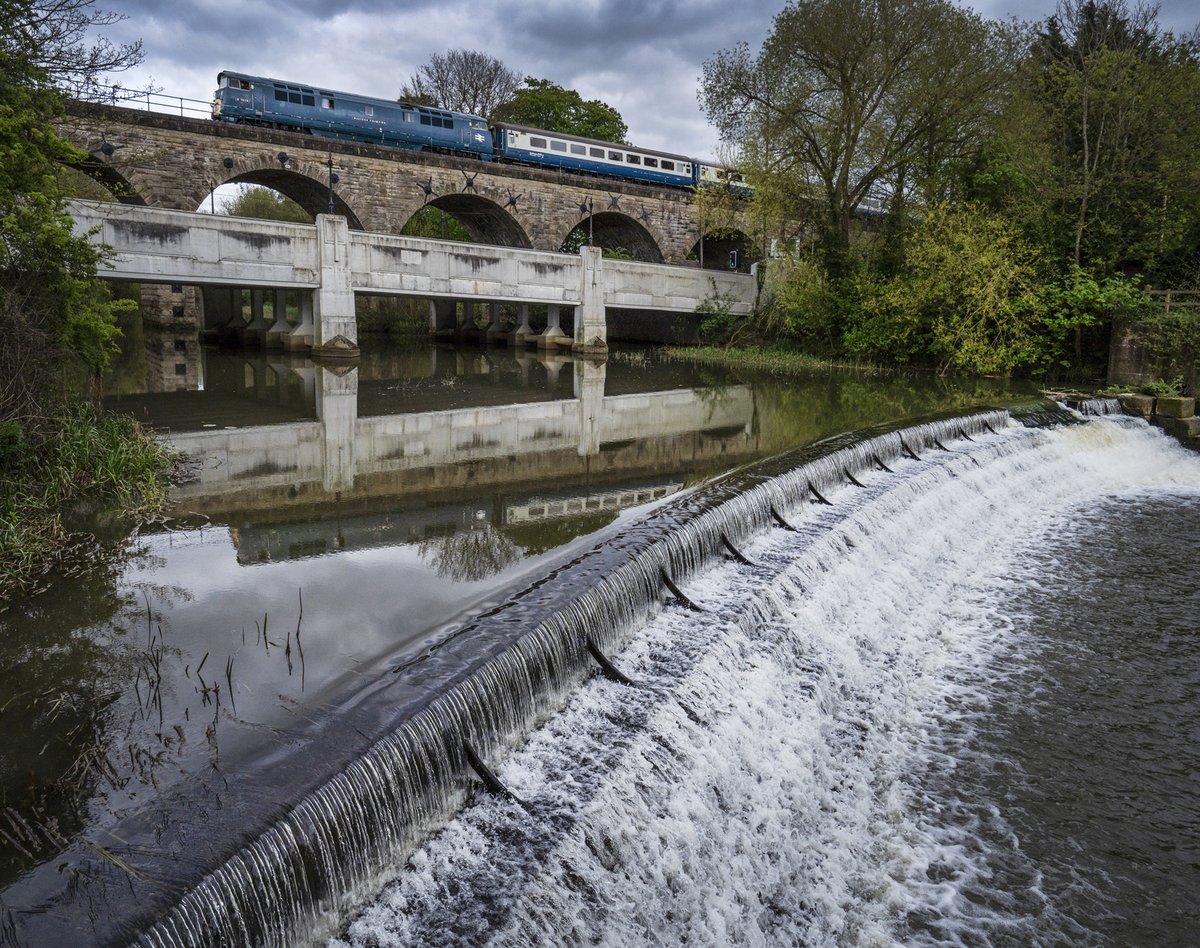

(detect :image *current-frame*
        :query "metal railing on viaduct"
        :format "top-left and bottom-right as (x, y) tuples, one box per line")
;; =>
(69, 200), (758, 356)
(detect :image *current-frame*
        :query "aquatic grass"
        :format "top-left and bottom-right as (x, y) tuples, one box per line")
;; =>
(0, 403), (176, 602)
(660, 344), (885, 375)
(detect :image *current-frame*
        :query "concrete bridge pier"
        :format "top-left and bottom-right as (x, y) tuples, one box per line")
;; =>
(510, 304), (534, 347)
(285, 292), (315, 351)
(430, 298), (457, 336)
(536, 305), (568, 350)
(313, 214), (358, 359)
(574, 246), (608, 355)
(485, 303), (507, 344)
(243, 289), (268, 347)
(265, 289), (291, 349)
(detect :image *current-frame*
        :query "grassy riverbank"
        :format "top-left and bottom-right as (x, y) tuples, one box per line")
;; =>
(661, 345), (882, 375)
(0, 405), (175, 602)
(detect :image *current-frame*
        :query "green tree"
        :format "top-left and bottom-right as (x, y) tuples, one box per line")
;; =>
(847, 202), (1044, 373)
(492, 78), (627, 143)
(399, 48), (521, 119)
(701, 0), (1008, 277)
(220, 185), (312, 223)
(0, 0), (142, 424)
(1029, 1), (1200, 279)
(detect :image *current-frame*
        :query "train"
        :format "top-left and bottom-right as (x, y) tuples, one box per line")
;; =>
(211, 70), (750, 194)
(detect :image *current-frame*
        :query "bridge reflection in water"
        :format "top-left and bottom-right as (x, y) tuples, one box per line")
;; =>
(136, 347), (756, 570)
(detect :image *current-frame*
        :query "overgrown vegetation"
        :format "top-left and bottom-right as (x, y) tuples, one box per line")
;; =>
(700, 0), (1199, 385)
(1, 0), (174, 596)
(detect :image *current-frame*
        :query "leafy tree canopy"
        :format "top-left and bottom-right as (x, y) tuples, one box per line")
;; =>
(399, 48), (520, 119)
(492, 78), (628, 144)
(220, 185), (311, 223)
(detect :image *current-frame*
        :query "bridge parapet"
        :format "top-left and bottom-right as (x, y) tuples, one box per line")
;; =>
(69, 201), (758, 355)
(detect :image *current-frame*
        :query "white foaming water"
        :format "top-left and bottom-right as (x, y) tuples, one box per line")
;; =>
(333, 419), (1200, 947)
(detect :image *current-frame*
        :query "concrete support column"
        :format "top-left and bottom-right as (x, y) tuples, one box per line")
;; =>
(430, 299), (457, 335)
(285, 291), (315, 351)
(575, 358), (607, 457)
(536, 304), (568, 349)
(510, 303), (533, 347)
(243, 289), (267, 347)
(574, 245), (608, 354)
(313, 214), (358, 359)
(316, 363), (359, 493)
(199, 286), (239, 332)
(265, 289), (291, 348)
(485, 303), (507, 344)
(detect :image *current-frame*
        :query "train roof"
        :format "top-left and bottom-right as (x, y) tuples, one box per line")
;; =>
(215, 70), (488, 122)
(492, 122), (695, 164)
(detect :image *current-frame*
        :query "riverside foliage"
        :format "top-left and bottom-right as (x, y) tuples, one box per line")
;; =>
(0, 0), (173, 595)
(700, 0), (1197, 379)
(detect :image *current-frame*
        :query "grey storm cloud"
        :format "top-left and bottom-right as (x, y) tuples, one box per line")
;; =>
(90, 0), (1198, 161)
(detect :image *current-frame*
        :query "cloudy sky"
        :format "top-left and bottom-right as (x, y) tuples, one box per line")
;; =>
(91, 0), (1197, 164)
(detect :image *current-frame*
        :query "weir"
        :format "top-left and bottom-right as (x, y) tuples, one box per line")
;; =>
(1, 408), (1014, 947)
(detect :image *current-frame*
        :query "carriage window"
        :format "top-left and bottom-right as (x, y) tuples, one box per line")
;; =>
(571, 144), (586, 155)
(608, 151), (622, 161)
(590, 147), (605, 158)
(551, 140), (567, 152)
(530, 137), (547, 148)
(644, 157), (658, 168)
(626, 154), (641, 164)
(661, 160), (674, 171)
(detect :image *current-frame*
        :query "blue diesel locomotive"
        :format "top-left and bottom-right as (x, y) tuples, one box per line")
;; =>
(212, 71), (493, 157)
(211, 70), (744, 193)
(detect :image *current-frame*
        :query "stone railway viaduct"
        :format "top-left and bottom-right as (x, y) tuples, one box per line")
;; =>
(60, 101), (751, 268)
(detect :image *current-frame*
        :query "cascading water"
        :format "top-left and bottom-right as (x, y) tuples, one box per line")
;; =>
(326, 412), (1199, 947)
(8, 407), (1196, 947)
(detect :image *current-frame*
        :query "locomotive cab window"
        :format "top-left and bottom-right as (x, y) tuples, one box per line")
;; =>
(321, 97), (334, 109)
(364, 105), (374, 116)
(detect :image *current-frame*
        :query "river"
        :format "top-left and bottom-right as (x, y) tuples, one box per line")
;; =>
(1, 332), (1195, 946)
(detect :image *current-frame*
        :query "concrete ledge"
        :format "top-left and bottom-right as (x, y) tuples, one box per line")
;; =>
(1152, 414), (1200, 439)
(1154, 396), (1195, 419)
(1118, 393), (1155, 418)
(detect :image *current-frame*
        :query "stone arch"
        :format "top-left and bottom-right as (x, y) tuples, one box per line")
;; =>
(689, 228), (761, 273)
(67, 156), (149, 205)
(405, 194), (533, 248)
(562, 211), (664, 263)
(216, 160), (365, 229)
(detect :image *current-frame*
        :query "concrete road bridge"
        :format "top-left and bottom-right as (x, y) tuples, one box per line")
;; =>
(70, 200), (758, 356)
(59, 101), (756, 268)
